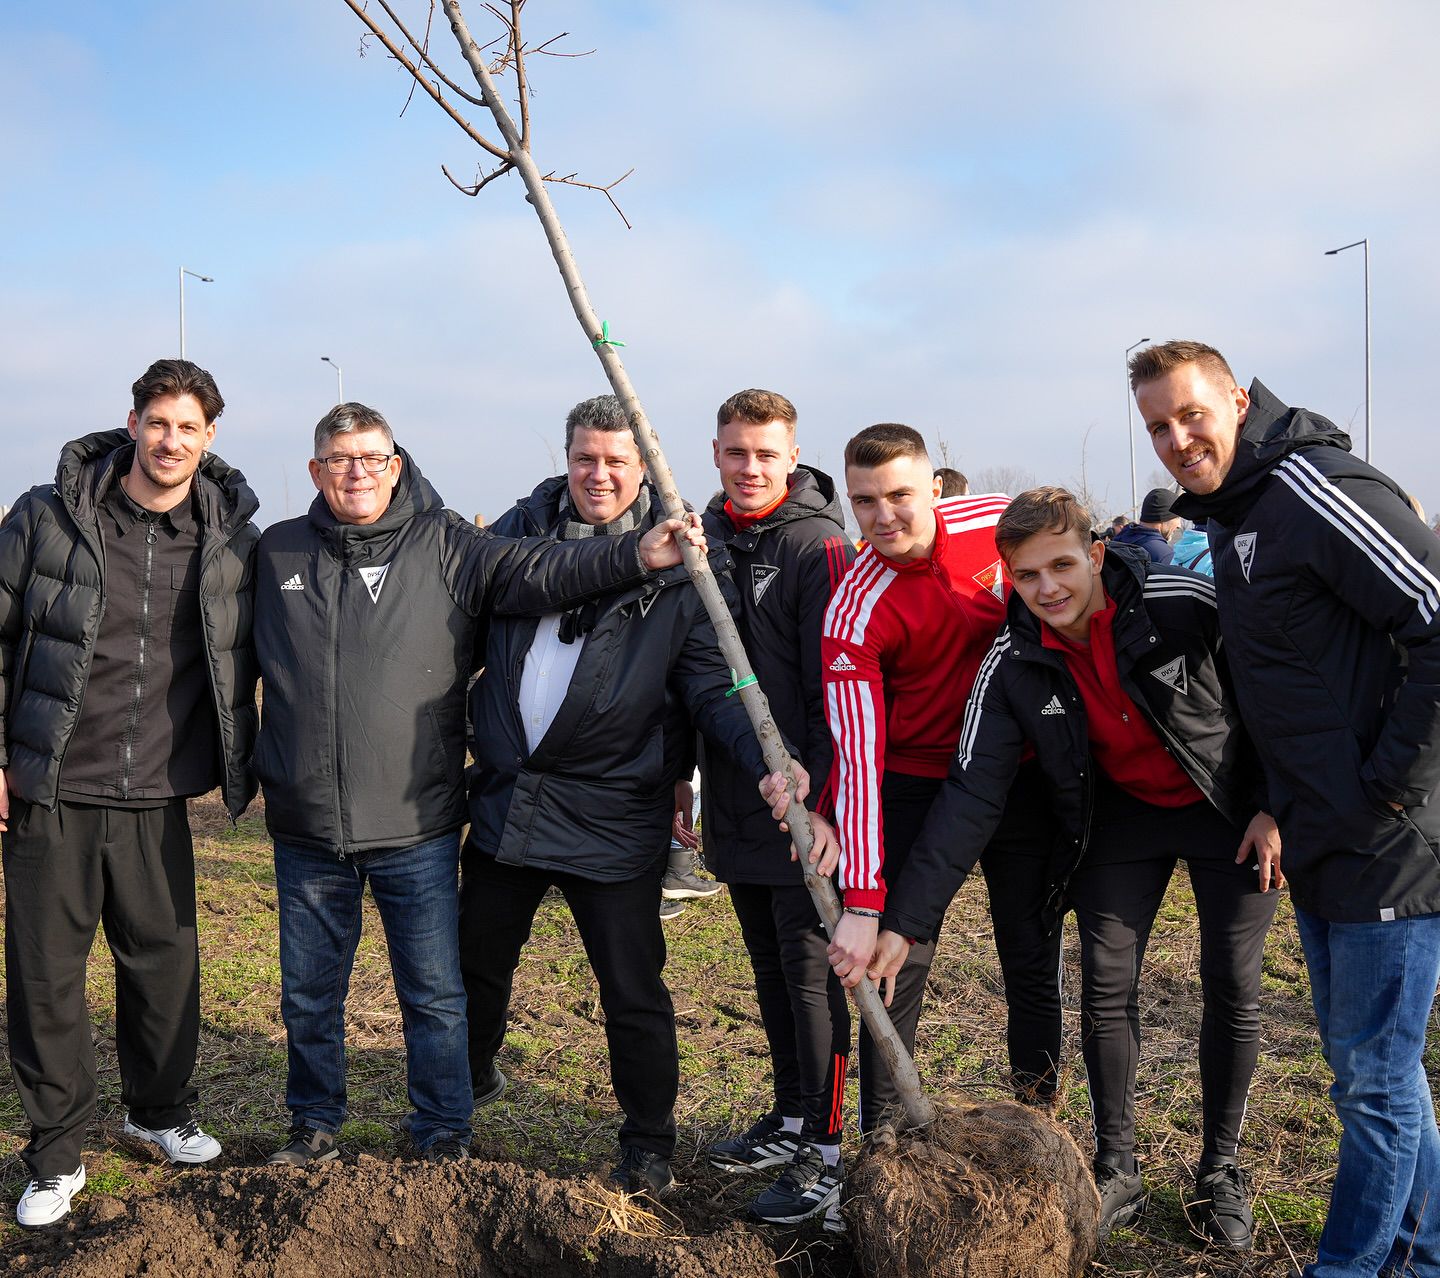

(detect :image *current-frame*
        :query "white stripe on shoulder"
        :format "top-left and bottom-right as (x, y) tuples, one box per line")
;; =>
(1278, 454), (1440, 623)
(824, 551), (897, 646)
(1143, 571), (1216, 607)
(957, 626), (1012, 771)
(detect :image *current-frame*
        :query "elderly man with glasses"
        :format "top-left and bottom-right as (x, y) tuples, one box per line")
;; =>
(253, 402), (702, 1166)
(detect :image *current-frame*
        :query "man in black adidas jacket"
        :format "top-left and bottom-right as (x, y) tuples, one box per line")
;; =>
(1, 360), (258, 1227)
(1133, 340), (1440, 1278)
(254, 401), (698, 1169)
(698, 389), (854, 1228)
(460, 394), (806, 1199)
(873, 488), (1280, 1247)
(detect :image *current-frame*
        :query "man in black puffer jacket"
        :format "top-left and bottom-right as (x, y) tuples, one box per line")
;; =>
(461, 394), (806, 1199)
(1132, 340), (1440, 1278)
(1, 360), (258, 1227)
(255, 401), (698, 1170)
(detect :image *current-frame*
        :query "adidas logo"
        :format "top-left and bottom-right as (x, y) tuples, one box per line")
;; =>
(1040, 694), (1066, 716)
(280, 574), (304, 592)
(828, 651), (857, 672)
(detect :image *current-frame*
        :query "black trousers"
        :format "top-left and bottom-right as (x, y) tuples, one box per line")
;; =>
(3, 798), (200, 1178)
(862, 767), (1057, 1129)
(1068, 795), (1279, 1165)
(729, 882), (851, 1144)
(459, 844), (678, 1157)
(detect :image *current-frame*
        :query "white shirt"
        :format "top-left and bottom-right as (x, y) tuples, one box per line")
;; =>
(517, 613), (586, 754)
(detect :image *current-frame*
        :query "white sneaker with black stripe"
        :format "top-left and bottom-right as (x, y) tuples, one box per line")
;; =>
(747, 1143), (844, 1227)
(707, 1112), (802, 1173)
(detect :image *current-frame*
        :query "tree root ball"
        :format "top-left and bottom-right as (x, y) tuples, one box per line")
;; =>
(844, 1098), (1101, 1278)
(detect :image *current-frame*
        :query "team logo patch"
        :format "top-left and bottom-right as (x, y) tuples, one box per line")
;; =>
(637, 592), (658, 618)
(1150, 655), (1189, 695)
(1234, 532), (1257, 583)
(752, 564), (780, 605)
(280, 573), (304, 592)
(357, 563), (390, 603)
(1040, 694), (1066, 716)
(973, 559), (1005, 600)
(829, 650), (857, 672)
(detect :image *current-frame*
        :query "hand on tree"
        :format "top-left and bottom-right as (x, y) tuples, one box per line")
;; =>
(639, 512), (705, 570)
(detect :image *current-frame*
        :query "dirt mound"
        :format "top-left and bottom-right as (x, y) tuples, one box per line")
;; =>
(845, 1098), (1100, 1278)
(16, 1157), (778, 1278)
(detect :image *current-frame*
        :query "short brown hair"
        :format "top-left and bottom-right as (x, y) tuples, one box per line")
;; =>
(716, 388), (797, 432)
(131, 359), (225, 424)
(844, 423), (930, 471)
(1127, 340), (1237, 394)
(995, 486), (1093, 562)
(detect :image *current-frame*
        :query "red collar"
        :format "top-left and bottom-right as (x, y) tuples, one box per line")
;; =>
(724, 487), (789, 531)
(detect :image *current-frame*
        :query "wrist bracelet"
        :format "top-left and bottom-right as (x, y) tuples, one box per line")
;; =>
(844, 906), (881, 919)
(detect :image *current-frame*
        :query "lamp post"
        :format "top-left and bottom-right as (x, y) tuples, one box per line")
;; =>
(1324, 238), (1371, 463)
(321, 356), (344, 403)
(178, 267), (213, 360)
(1125, 336), (1151, 515)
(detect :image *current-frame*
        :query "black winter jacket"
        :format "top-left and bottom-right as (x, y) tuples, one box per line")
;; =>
(699, 467), (855, 884)
(1174, 380), (1440, 921)
(254, 453), (650, 857)
(885, 547), (1265, 942)
(0, 430), (260, 818)
(468, 477), (769, 882)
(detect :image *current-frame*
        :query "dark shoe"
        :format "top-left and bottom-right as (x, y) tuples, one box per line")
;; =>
(607, 1145), (674, 1198)
(1194, 1161), (1254, 1250)
(1094, 1159), (1145, 1234)
(661, 846), (722, 899)
(708, 1113), (803, 1173)
(748, 1144), (844, 1228)
(659, 898), (687, 922)
(267, 1125), (340, 1167)
(473, 1063), (508, 1106)
(423, 1136), (472, 1163)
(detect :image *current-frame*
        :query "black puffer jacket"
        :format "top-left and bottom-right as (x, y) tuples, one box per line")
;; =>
(468, 477), (769, 882)
(1174, 380), (1440, 921)
(885, 547), (1265, 942)
(0, 429), (260, 817)
(700, 466), (855, 884)
(254, 453), (651, 857)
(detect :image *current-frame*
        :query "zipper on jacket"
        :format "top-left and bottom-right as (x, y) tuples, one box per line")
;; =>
(118, 519), (159, 800)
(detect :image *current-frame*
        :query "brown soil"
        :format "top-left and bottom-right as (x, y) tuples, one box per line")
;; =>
(12, 1158), (780, 1278)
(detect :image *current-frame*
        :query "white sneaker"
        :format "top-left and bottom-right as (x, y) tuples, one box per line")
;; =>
(123, 1116), (222, 1164)
(17, 1165), (85, 1228)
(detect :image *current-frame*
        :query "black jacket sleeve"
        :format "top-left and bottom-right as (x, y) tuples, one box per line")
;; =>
(797, 532), (853, 819)
(0, 492), (39, 770)
(882, 631), (1027, 942)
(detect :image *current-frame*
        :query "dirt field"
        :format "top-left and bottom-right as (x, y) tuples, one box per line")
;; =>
(1, 792), (1429, 1276)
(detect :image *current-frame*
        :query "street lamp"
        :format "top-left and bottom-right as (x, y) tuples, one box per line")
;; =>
(1324, 238), (1371, 463)
(1125, 337), (1151, 515)
(321, 356), (344, 403)
(178, 267), (213, 360)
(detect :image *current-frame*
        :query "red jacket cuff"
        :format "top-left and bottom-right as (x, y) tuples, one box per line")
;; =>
(843, 887), (886, 912)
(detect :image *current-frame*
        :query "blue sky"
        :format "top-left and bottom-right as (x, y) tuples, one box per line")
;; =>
(5, 1), (1438, 526)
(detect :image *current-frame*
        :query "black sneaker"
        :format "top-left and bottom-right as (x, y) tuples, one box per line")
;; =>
(658, 898), (687, 923)
(708, 1113), (803, 1173)
(473, 1063), (508, 1106)
(1194, 1161), (1254, 1250)
(1094, 1159), (1145, 1234)
(267, 1125), (339, 1167)
(424, 1136), (472, 1163)
(748, 1144), (844, 1228)
(607, 1145), (674, 1198)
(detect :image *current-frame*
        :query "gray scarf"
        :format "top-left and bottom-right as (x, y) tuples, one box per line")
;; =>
(555, 485), (651, 642)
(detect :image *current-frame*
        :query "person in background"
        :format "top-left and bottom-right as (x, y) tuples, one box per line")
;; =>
(1111, 488), (1181, 564)
(934, 467), (970, 498)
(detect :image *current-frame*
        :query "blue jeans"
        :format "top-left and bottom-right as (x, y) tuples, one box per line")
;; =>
(275, 834), (472, 1151)
(1295, 907), (1440, 1278)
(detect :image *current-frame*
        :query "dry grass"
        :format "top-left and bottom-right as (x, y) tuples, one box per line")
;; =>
(0, 791), (1434, 1276)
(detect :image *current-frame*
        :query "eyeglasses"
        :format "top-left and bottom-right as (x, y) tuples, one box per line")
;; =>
(318, 453), (394, 475)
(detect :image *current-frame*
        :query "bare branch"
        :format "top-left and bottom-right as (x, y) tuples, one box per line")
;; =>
(339, 0), (509, 160)
(442, 159), (515, 196)
(511, 1), (531, 151)
(540, 167), (635, 230)
(372, 0), (487, 108)
(530, 32), (594, 59)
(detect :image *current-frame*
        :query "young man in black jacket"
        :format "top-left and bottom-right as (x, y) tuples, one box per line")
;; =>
(871, 487), (1282, 1247)
(459, 395), (807, 1198)
(0, 360), (258, 1227)
(255, 402), (699, 1170)
(1134, 340), (1440, 1278)
(699, 389), (854, 1228)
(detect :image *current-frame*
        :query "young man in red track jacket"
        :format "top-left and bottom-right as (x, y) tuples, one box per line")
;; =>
(818, 424), (1057, 1128)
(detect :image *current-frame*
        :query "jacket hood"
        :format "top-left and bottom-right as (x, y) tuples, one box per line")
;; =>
(1173, 379), (1351, 524)
(704, 464), (848, 533)
(307, 442), (442, 538)
(56, 428), (260, 537)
